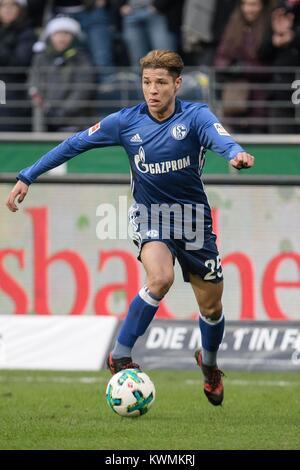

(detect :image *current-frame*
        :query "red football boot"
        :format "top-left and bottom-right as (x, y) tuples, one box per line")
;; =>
(106, 352), (141, 375)
(195, 349), (224, 406)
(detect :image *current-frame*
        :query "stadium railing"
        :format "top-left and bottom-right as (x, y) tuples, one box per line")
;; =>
(0, 66), (299, 133)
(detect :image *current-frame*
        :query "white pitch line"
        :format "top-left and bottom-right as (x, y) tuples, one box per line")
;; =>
(185, 379), (300, 387)
(0, 375), (105, 384)
(0, 375), (299, 387)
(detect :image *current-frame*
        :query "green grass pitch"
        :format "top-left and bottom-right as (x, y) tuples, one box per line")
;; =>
(0, 369), (299, 450)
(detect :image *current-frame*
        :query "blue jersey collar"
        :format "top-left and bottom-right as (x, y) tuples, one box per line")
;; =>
(141, 98), (182, 124)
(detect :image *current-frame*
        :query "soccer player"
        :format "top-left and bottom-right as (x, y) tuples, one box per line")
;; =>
(6, 50), (255, 406)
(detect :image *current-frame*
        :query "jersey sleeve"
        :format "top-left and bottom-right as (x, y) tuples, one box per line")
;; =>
(17, 111), (122, 185)
(194, 105), (244, 161)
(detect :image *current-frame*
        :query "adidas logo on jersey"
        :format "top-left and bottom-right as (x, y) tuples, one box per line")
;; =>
(130, 133), (143, 143)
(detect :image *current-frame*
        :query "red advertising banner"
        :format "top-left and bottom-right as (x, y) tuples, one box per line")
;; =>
(1, 184), (299, 320)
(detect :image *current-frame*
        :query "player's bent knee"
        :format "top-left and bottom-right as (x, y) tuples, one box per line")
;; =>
(200, 301), (223, 320)
(147, 272), (174, 297)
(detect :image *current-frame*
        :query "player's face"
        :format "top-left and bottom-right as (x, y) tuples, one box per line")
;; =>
(142, 68), (182, 120)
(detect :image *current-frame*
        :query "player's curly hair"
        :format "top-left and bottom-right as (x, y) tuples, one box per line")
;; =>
(140, 50), (184, 78)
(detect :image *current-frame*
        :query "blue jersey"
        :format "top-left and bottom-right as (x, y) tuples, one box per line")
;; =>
(18, 99), (243, 226)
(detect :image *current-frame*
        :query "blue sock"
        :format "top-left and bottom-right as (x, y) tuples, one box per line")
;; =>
(199, 313), (225, 366)
(112, 286), (161, 358)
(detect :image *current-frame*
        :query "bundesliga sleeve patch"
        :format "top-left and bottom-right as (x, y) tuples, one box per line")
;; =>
(88, 122), (101, 136)
(214, 123), (230, 136)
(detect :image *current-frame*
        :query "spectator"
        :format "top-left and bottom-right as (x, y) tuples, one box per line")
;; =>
(212, 0), (239, 47)
(153, 0), (185, 53)
(29, 16), (95, 132)
(214, 0), (272, 132)
(0, 0), (36, 131)
(26, 0), (46, 28)
(116, 1), (176, 65)
(109, 0), (131, 65)
(182, 0), (237, 66)
(52, 1), (114, 68)
(259, 0), (300, 133)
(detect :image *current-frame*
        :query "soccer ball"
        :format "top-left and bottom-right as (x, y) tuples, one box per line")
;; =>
(106, 369), (155, 417)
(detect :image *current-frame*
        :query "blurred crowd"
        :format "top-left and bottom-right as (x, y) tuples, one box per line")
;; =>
(0, 0), (300, 132)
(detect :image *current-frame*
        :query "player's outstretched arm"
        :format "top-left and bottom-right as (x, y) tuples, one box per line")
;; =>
(6, 180), (29, 212)
(5, 112), (122, 213)
(229, 152), (255, 170)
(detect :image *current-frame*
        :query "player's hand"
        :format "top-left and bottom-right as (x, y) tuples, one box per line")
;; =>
(6, 180), (29, 212)
(229, 152), (255, 170)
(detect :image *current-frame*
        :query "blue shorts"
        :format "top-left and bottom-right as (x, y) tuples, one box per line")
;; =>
(132, 231), (223, 284)
(129, 202), (223, 283)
